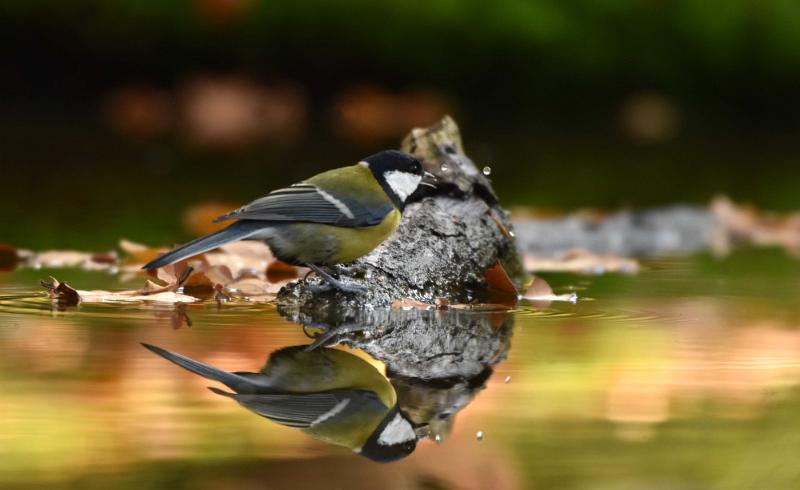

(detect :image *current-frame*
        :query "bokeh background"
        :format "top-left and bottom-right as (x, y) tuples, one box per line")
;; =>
(3, 0), (800, 249)
(4, 4), (800, 489)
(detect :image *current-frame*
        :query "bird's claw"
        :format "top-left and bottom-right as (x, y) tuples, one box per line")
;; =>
(306, 263), (368, 294)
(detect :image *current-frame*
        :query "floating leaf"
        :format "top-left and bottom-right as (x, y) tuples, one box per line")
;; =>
(41, 276), (199, 305)
(521, 276), (578, 306)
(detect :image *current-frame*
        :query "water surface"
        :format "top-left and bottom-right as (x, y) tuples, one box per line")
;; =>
(2, 249), (800, 489)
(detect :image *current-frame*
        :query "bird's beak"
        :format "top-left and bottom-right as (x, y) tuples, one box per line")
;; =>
(420, 171), (438, 189)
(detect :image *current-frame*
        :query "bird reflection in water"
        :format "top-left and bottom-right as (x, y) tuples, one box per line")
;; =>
(143, 307), (512, 462)
(142, 343), (417, 462)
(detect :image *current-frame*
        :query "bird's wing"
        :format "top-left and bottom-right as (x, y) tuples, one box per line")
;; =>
(223, 390), (385, 428)
(214, 183), (391, 227)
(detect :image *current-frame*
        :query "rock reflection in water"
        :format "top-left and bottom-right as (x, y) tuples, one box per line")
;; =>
(280, 305), (514, 443)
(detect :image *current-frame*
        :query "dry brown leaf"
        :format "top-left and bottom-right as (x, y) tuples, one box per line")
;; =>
(521, 276), (578, 305)
(484, 260), (518, 296)
(41, 277), (80, 306)
(203, 241), (275, 278)
(119, 239), (165, 265)
(524, 249), (639, 274)
(78, 290), (199, 304)
(41, 276), (199, 305)
(122, 237), (291, 301)
(266, 260), (300, 282)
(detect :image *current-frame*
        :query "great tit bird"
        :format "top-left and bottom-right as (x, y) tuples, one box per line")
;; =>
(142, 150), (429, 292)
(142, 343), (418, 462)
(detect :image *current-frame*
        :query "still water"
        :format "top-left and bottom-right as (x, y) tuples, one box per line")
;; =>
(2, 249), (800, 489)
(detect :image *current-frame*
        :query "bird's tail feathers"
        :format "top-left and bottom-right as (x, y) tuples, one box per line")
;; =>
(142, 220), (267, 270)
(141, 343), (251, 390)
(208, 386), (236, 397)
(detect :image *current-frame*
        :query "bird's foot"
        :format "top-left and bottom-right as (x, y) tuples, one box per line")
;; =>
(304, 322), (368, 351)
(306, 264), (368, 294)
(335, 263), (367, 277)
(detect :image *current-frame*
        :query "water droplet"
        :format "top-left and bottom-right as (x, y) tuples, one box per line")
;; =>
(434, 434), (442, 444)
(441, 164), (449, 172)
(508, 231), (516, 237)
(476, 431), (484, 441)
(482, 166), (492, 176)
(504, 376), (511, 383)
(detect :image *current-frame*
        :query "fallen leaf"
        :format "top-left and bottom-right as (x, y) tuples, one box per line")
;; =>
(524, 250), (639, 274)
(41, 276), (199, 305)
(484, 260), (518, 296)
(41, 277), (80, 306)
(76, 290), (200, 304)
(526, 276), (553, 297)
(203, 241), (275, 278)
(266, 260), (299, 282)
(521, 276), (578, 305)
(119, 239), (165, 265)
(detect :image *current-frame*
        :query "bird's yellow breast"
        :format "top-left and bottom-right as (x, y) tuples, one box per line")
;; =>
(325, 207), (401, 264)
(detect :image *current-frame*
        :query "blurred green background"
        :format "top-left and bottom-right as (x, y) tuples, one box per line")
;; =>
(2, 0), (800, 249)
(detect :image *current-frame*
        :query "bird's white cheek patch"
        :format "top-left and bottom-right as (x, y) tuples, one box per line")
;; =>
(384, 171), (422, 201)
(377, 413), (416, 446)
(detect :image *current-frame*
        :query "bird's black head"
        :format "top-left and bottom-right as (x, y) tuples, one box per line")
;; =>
(362, 150), (424, 211)
(357, 406), (418, 463)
